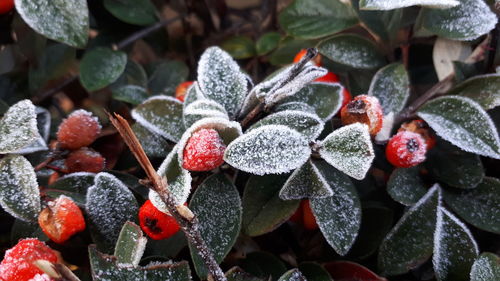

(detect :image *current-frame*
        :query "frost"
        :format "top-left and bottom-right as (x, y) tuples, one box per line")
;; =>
(274, 102), (316, 114)
(387, 167), (428, 206)
(0, 100), (40, 154)
(417, 96), (500, 159)
(277, 269), (306, 281)
(132, 96), (185, 143)
(15, 107), (51, 154)
(375, 112), (395, 142)
(224, 125), (311, 175)
(448, 73), (500, 110)
(360, 0), (459, 10)
(197, 47), (248, 118)
(369, 63), (410, 114)
(183, 82), (206, 108)
(248, 110), (324, 141)
(319, 123), (374, 180)
(114, 222), (147, 267)
(279, 160), (333, 200)
(470, 253), (500, 281)
(183, 99), (229, 128)
(433, 207), (478, 281)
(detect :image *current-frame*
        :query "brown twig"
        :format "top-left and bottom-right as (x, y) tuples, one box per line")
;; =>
(108, 113), (227, 281)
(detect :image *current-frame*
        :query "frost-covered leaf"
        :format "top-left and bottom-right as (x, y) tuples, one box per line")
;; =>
(112, 85), (149, 105)
(359, 0), (459, 10)
(197, 47), (248, 118)
(298, 262), (332, 281)
(183, 81), (206, 108)
(80, 47), (127, 92)
(114, 221), (147, 267)
(274, 102), (316, 114)
(433, 207), (478, 281)
(15, 106), (50, 154)
(448, 74), (500, 110)
(183, 99), (228, 128)
(148, 60), (189, 96)
(352, 0), (402, 43)
(249, 110), (324, 141)
(0, 100), (40, 154)
(0, 155), (40, 222)
(369, 63), (410, 114)
(417, 96), (500, 159)
(103, 0), (157, 26)
(318, 34), (385, 69)
(132, 96), (185, 143)
(15, 0), (89, 48)
(189, 173), (241, 279)
(86, 173), (138, 252)
(47, 172), (96, 206)
(414, 0), (497, 41)
(242, 174), (300, 236)
(378, 185), (441, 275)
(277, 269), (306, 281)
(387, 167), (427, 206)
(278, 0), (358, 39)
(132, 123), (171, 158)
(443, 177), (500, 234)
(279, 160), (333, 200)
(89, 245), (191, 281)
(224, 125), (311, 175)
(226, 267), (264, 281)
(470, 253), (500, 281)
(310, 161), (361, 256)
(319, 123), (374, 180)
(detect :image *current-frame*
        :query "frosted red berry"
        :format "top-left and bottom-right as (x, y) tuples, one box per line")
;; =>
(65, 147), (106, 173)
(386, 131), (427, 168)
(38, 196), (86, 244)
(57, 110), (101, 150)
(293, 49), (322, 66)
(182, 128), (226, 172)
(139, 200), (180, 240)
(398, 119), (436, 150)
(0, 0), (14, 14)
(0, 238), (59, 281)
(175, 81), (194, 102)
(341, 95), (383, 136)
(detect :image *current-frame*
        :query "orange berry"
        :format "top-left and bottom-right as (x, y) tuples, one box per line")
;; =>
(175, 81), (194, 102)
(386, 131), (427, 168)
(302, 200), (318, 230)
(139, 200), (180, 240)
(315, 72), (339, 83)
(0, 0), (14, 14)
(398, 119), (436, 150)
(57, 110), (101, 150)
(65, 147), (106, 174)
(293, 49), (322, 66)
(182, 128), (226, 172)
(340, 95), (383, 136)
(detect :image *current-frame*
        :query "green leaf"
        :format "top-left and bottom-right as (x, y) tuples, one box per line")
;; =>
(132, 96), (185, 143)
(0, 155), (40, 222)
(188, 173), (242, 279)
(269, 38), (315, 65)
(310, 161), (361, 256)
(277, 269), (306, 281)
(318, 34), (385, 69)
(29, 44), (76, 92)
(103, 0), (157, 26)
(378, 185), (441, 275)
(352, 0), (402, 43)
(114, 222), (147, 267)
(240, 252), (287, 280)
(433, 207), (478, 281)
(298, 262), (332, 281)
(226, 267), (264, 281)
(418, 96), (500, 159)
(279, 160), (333, 200)
(46, 172), (95, 206)
(89, 245), (191, 280)
(242, 174), (300, 236)
(112, 85), (149, 105)
(443, 177), (500, 234)
(183, 99), (229, 128)
(387, 167), (427, 206)
(359, 0), (459, 10)
(148, 60), (189, 96)
(0, 100), (40, 154)
(80, 47), (127, 92)
(319, 123), (374, 180)
(10, 219), (48, 242)
(448, 74), (500, 110)
(470, 253), (500, 281)
(15, 0), (89, 48)
(278, 0), (358, 39)
(275, 102), (316, 114)
(369, 63), (410, 114)
(256, 32), (281, 56)
(132, 123), (171, 158)
(414, 0), (497, 41)
(221, 36), (256, 59)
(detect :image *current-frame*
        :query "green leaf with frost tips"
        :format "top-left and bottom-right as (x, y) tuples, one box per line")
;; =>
(448, 74), (500, 110)
(0, 155), (40, 222)
(15, 0), (89, 48)
(132, 96), (185, 143)
(378, 185), (441, 275)
(103, 0), (157, 26)
(278, 0), (358, 39)
(359, 0), (459, 10)
(183, 99), (229, 128)
(0, 100), (40, 154)
(318, 34), (385, 69)
(433, 207), (478, 281)
(470, 253), (500, 281)
(319, 123), (374, 180)
(310, 161), (361, 256)
(417, 96), (500, 159)
(188, 174), (242, 279)
(279, 160), (333, 200)
(369, 63), (410, 114)
(114, 222), (147, 267)
(387, 167), (427, 206)
(89, 245), (192, 281)
(277, 269), (306, 281)
(112, 85), (149, 105)
(80, 47), (127, 92)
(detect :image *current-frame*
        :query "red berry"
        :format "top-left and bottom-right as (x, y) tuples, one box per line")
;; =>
(398, 119), (436, 150)
(182, 128), (226, 172)
(57, 110), (101, 150)
(38, 196), (86, 244)
(139, 200), (180, 240)
(302, 200), (318, 230)
(175, 81), (194, 102)
(293, 49), (322, 66)
(314, 72), (339, 83)
(0, 0), (14, 14)
(0, 238), (59, 281)
(386, 131), (427, 168)
(340, 95), (383, 136)
(289, 203), (303, 224)
(65, 147), (106, 173)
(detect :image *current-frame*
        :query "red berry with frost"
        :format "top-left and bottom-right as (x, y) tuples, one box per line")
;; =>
(314, 71), (339, 83)
(0, 0), (14, 14)
(38, 195), (86, 244)
(57, 110), (101, 150)
(182, 128), (226, 171)
(341, 95), (383, 136)
(386, 131), (427, 168)
(0, 238), (59, 281)
(175, 81), (194, 102)
(139, 200), (180, 240)
(398, 119), (436, 150)
(293, 49), (322, 66)
(65, 147), (106, 173)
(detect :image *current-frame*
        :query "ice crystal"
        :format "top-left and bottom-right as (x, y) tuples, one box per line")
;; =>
(0, 100), (40, 154)
(369, 63), (410, 114)
(470, 253), (500, 281)
(183, 99), (229, 128)
(360, 0), (459, 10)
